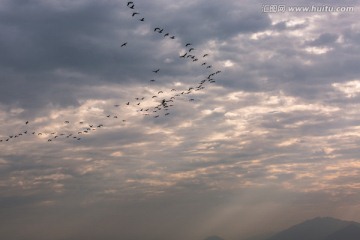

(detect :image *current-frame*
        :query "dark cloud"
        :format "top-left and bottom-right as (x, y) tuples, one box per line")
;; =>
(307, 33), (339, 46)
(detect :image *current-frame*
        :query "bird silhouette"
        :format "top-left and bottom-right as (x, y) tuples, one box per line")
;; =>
(154, 27), (164, 33)
(153, 69), (160, 73)
(121, 42), (127, 47)
(132, 12), (139, 17)
(127, 2), (135, 9)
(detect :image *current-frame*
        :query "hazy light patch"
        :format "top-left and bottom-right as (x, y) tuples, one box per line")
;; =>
(304, 46), (332, 55)
(225, 91), (245, 101)
(111, 151), (123, 157)
(177, 120), (194, 128)
(223, 60), (235, 68)
(36, 200), (57, 207)
(267, 163), (311, 175)
(332, 80), (360, 97)
(77, 164), (99, 175)
(9, 108), (24, 115)
(34, 173), (72, 181)
(250, 30), (277, 40)
(134, 24), (151, 36)
(294, 172), (314, 180)
(224, 112), (239, 118)
(258, 51), (277, 62)
(201, 109), (213, 115)
(104, 189), (118, 194)
(286, 19), (306, 27)
(325, 160), (360, 171)
(126, 178), (174, 188)
(205, 132), (230, 141)
(277, 138), (300, 147)
(164, 58), (173, 63)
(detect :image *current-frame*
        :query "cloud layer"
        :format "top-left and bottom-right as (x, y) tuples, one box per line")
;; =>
(1, 0), (360, 239)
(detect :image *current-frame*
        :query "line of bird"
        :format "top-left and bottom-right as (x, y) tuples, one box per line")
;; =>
(0, 0), (223, 144)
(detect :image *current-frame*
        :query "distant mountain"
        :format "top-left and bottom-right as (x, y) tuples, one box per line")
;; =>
(265, 217), (360, 240)
(204, 236), (225, 240)
(323, 223), (360, 240)
(241, 233), (274, 240)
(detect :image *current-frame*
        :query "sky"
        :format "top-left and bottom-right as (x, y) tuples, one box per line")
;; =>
(0, 0), (360, 239)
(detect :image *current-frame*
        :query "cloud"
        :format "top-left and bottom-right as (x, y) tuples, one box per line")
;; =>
(1, 0), (360, 239)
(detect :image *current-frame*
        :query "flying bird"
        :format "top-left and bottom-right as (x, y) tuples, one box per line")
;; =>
(185, 43), (191, 47)
(127, 2), (135, 9)
(153, 69), (160, 73)
(25, 121), (29, 124)
(203, 54), (209, 57)
(121, 42), (127, 47)
(189, 48), (195, 52)
(180, 52), (187, 58)
(132, 12), (139, 17)
(154, 27), (163, 33)
(139, 18), (144, 21)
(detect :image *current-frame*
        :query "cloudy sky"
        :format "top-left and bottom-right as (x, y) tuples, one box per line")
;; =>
(1, 0), (360, 239)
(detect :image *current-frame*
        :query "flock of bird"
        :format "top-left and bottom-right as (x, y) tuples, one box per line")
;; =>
(0, 1), (223, 144)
